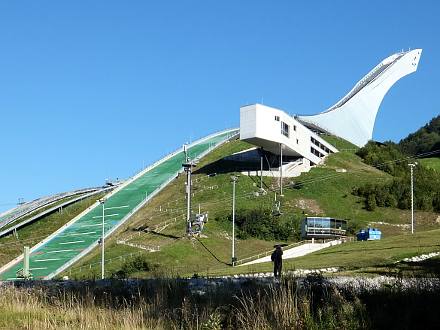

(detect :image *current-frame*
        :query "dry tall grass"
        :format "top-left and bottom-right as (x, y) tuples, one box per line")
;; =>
(1, 275), (439, 329)
(0, 285), (162, 329)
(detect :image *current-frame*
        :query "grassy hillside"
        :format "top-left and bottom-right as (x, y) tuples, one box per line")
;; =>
(420, 157), (440, 171)
(63, 138), (440, 279)
(399, 114), (440, 155)
(209, 228), (440, 277)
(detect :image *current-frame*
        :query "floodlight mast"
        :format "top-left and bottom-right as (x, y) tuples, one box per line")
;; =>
(260, 148), (263, 190)
(95, 201), (129, 279)
(279, 143), (284, 196)
(99, 198), (105, 279)
(231, 175), (239, 266)
(408, 162), (417, 234)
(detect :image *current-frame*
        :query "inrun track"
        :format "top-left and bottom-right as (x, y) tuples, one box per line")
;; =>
(0, 129), (238, 280)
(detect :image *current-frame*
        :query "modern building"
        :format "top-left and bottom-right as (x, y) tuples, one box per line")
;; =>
(240, 49), (422, 168)
(301, 217), (347, 239)
(240, 104), (338, 167)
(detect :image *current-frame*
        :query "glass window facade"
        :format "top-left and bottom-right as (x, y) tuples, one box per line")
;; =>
(302, 217), (347, 239)
(311, 147), (324, 158)
(310, 137), (332, 154)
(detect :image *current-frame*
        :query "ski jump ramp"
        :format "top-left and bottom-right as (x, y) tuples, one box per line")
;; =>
(0, 129), (238, 280)
(299, 49), (422, 147)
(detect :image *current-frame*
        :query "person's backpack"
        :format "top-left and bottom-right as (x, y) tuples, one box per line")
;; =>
(271, 251), (275, 262)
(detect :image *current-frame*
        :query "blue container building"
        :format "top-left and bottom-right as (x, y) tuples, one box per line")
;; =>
(357, 228), (382, 241)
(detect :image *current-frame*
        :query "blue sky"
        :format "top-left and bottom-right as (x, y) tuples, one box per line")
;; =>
(0, 1), (439, 210)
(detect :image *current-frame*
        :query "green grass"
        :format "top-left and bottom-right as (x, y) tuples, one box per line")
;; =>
(321, 134), (359, 151)
(63, 138), (440, 279)
(420, 157), (440, 171)
(207, 228), (440, 277)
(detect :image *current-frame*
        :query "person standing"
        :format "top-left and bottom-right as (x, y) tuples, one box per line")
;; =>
(271, 245), (283, 278)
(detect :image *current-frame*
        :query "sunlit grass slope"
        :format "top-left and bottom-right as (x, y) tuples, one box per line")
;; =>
(419, 157), (440, 171)
(64, 138), (440, 279)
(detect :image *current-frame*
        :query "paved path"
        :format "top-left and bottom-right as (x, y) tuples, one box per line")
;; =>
(0, 129), (238, 280)
(241, 240), (342, 266)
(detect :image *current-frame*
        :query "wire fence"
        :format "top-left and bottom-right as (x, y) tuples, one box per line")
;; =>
(67, 250), (145, 276)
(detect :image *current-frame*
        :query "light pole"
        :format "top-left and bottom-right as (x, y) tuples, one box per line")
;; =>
(408, 162), (417, 234)
(231, 175), (239, 266)
(260, 148), (263, 190)
(279, 143), (284, 196)
(95, 200), (129, 280)
(99, 198), (106, 279)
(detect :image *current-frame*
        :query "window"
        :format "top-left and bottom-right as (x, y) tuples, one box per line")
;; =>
(293, 125), (297, 131)
(311, 137), (332, 154)
(281, 122), (289, 138)
(304, 217), (347, 239)
(275, 116), (280, 121)
(311, 147), (324, 158)
(296, 139), (299, 144)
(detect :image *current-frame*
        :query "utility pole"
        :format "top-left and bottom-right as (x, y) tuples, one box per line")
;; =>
(279, 143), (283, 196)
(231, 175), (239, 266)
(99, 198), (105, 279)
(260, 148), (263, 190)
(93, 201), (128, 280)
(409, 162), (417, 234)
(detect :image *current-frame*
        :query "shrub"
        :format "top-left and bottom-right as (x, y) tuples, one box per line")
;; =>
(366, 194), (376, 211)
(111, 255), (155, 278)
(216, 208), (297, 241)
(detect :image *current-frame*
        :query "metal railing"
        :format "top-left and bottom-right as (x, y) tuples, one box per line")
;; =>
(0, 187), (113, 238)
(234, 241), (309, 266)
(0, 187), (103, 229)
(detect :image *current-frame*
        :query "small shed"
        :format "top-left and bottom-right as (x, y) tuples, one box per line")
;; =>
(357, 228), (382, 241)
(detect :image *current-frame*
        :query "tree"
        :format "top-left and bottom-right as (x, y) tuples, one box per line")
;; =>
(366, 194), (376, 211)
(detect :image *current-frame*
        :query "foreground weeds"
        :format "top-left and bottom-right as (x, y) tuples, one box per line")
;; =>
(0, 275), (439, 329)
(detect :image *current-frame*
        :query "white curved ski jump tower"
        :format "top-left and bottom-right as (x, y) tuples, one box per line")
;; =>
(298, 49), (422, 147)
